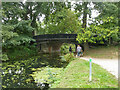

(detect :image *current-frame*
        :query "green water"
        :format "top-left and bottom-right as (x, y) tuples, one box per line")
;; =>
(2, 53), (68, 89)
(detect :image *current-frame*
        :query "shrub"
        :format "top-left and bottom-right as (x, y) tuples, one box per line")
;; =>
(60, 43), (75, 55)
(2, 53), (9, 61)
(64, 53), (75, 62)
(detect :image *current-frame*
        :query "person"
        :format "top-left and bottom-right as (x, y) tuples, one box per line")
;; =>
(69, 46), (72, 53)
(77, 45), (82, 57)
(81, 49), (83, 56)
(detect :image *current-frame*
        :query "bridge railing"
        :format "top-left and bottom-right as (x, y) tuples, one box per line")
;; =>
(33, 34), (77, 40)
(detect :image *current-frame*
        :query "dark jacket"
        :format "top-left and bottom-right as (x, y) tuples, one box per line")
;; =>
(69, 46), (72, 52)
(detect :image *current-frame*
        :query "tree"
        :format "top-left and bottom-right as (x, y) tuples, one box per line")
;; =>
(76, 22), (119, 46)
(75, 2), (91, 51)
(2, 2), (23, 24)
(43, 8), (80, 34)
(75, 2), (119, 51)
(94, 2), (119, 44)
(2, 20), (35, 60)
(2, 2), (52, 36)
(36, 2), (73, 34)
(2, 2), (53, 60)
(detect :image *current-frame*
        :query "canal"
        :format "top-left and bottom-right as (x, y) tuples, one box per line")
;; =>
(2, 53), (69, 89)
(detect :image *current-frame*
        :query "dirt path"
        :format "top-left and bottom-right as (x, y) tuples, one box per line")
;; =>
(80, 57), (118, 78)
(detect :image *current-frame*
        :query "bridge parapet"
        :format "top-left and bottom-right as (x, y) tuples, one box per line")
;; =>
(33, 34), (77, 40)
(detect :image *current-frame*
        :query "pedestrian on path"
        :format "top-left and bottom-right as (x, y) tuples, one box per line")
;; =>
(77, 45), (82, 57)
(69, 46), (72, 53)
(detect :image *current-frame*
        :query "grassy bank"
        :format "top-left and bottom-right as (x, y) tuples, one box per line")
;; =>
(51, 58), (118, 88)
(84, 45), (118, 59)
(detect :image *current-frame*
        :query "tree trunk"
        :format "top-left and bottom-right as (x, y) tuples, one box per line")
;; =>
(84, 42), (89, 52)
(82, 2), (89, 52)
(109, 37), (113, 45)
(82, 2), (88, 29)
(31, 18), (36, 36)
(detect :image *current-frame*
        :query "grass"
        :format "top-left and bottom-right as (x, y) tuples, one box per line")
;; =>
(84, 45), (118, 59)
(51, 58), (118, 88)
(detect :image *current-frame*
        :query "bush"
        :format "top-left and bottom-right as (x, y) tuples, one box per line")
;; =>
(2, 53), (9, 61)
(64, 53), (75, 62)
(60, 43), (75, 55)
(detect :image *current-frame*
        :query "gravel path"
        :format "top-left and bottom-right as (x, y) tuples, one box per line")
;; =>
(80, 57), (118, 78)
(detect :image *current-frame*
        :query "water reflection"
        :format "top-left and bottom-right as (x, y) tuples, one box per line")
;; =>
(2, 53), (68, 89)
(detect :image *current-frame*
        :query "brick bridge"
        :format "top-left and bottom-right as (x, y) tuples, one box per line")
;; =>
(33, 34), (83, 53)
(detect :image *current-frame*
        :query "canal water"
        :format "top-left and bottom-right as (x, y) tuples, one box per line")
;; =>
(2, 53), (69, 89)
